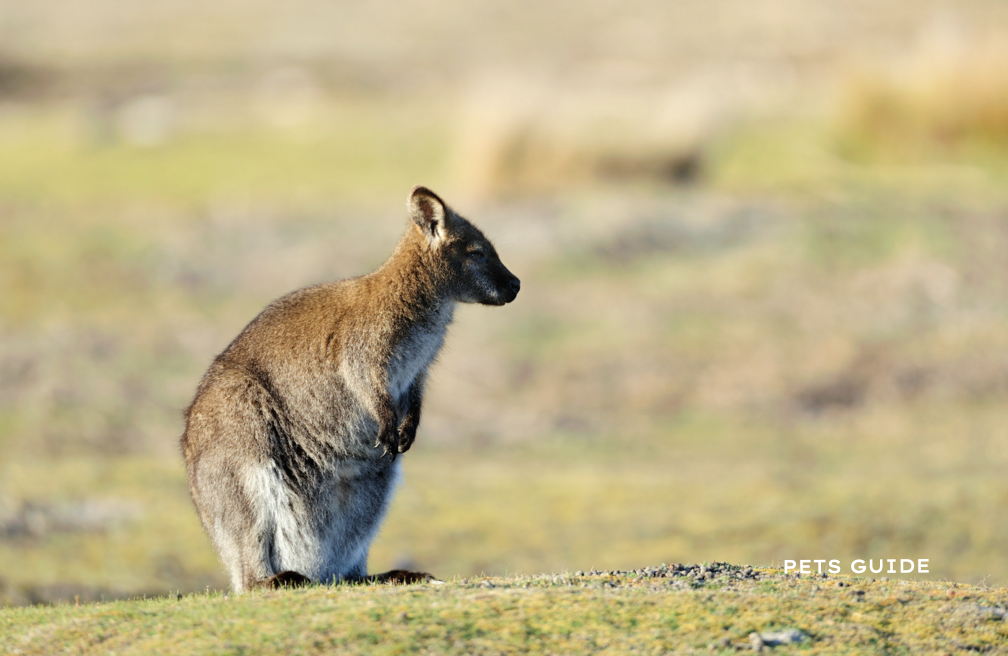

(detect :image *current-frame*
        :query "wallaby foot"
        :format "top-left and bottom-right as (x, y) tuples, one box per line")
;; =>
(369, 569), (437, 585)
(264, 570), (312, 589)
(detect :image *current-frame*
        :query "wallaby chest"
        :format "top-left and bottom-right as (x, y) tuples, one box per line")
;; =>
(386, 303), (454, 402)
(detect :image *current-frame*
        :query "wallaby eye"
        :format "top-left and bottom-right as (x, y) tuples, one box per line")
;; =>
(469, 249), (485, 261)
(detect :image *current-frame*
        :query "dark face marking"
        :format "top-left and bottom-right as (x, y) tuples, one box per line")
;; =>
(441, 218), (520, 306)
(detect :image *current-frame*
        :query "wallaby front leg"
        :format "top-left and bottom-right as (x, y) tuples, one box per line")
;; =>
(349, 359), (401, 460)
(371, 389), (400, 459)
(397, 373), (426, 454)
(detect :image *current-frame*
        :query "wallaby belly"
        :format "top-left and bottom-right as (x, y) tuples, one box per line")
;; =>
(239, 456), (401, 584)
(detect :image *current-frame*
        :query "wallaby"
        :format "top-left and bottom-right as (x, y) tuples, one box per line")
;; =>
(180, 186), (520, 592)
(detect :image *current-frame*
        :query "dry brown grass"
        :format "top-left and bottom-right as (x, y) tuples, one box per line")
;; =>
(836, 26), (1008, 157)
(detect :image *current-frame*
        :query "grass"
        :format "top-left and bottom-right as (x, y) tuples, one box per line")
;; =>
(2, 400), (1006, 606)
(2, 567), (1006, 654)
(0, 102), (449, 206)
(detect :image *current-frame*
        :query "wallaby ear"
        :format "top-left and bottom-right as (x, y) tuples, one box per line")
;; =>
(408, 186), (449, 245)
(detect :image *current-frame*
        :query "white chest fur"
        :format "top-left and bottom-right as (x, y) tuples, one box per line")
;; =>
(387, 303), (454, 402)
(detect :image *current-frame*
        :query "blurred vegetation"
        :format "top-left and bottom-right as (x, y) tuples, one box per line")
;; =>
(836, 38), (1008, 163)
(2, 0), (1008, 606)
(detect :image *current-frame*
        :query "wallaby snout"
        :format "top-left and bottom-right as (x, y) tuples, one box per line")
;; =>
(504, 274), (521, 302)
(492, 267), (521, 305)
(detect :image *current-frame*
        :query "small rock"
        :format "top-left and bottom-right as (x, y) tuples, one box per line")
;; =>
(759, 629), (807, 646)
(748, 632), (765, 651)
(953, 604), (1008, 625)
(575, 570), (584, 577)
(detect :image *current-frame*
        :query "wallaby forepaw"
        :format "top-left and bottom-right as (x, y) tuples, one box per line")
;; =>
(375, 427), (399, 460)
(397, 417), (418, 453)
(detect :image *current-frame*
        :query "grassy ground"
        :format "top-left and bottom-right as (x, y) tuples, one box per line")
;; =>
(2, 567), (1006, 655)
(2, 403), (1007, 606)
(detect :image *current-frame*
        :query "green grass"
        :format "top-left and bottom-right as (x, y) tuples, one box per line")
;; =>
(708, 118), (1008, 197)
(2, 568), (1005, 654)
(2, 404), (1006, 606)
(0, 103), (449, 206)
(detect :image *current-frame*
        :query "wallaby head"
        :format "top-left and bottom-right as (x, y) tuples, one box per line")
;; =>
(407, 186), (521, 306)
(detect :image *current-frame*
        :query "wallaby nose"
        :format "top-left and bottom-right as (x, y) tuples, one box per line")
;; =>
(509, 277), (521, 295)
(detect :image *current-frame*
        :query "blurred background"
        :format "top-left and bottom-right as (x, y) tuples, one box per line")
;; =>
(2, 0), (1008, 604)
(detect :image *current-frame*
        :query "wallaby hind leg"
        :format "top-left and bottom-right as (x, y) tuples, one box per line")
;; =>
(264, 570), (312, 589)
(191, 454), (276, 593)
